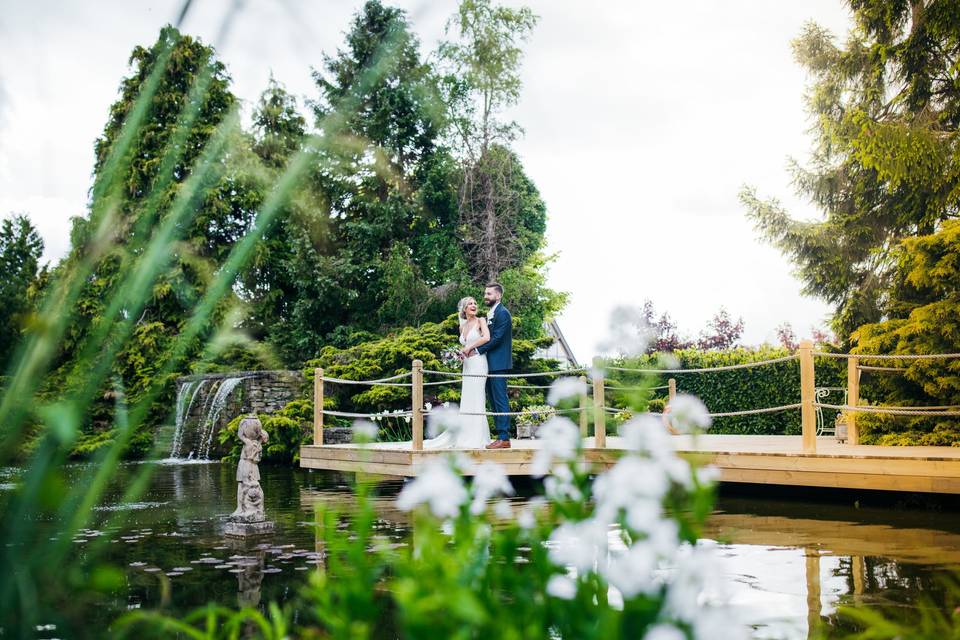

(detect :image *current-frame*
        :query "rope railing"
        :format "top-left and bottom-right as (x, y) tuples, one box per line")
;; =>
(603, 383), (670, 391)
(324, 408), (414, 419)
(306, 343), (960, 453)
(422, 368), (587, 379)
(816, 402), (960, 417)
(816, 351), (960, 360)
(602, 403), (803, 418)
(322, 372), (413, 386)
(603, 354), (799, 374)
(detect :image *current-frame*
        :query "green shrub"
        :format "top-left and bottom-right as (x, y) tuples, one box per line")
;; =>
(218, 401), (311, 464)
(604, 346), (845, 436)
(302, 314), (558, 416)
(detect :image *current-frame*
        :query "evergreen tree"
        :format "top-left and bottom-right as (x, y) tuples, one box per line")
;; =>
(306, 0), (466, 342)
(741, 0), (960, 342)
(0, 215), (45, 372)
(852, 220), (960, 443)
(54, 26), (255, 454)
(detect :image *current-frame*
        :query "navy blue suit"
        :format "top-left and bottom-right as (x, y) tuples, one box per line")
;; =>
(477, 303), (513, 440)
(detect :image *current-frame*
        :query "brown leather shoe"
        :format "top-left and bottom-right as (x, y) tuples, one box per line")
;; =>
(485, 439), (511, 449)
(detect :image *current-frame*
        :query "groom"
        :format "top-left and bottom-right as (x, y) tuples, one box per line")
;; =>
(475, 283), (513, 449)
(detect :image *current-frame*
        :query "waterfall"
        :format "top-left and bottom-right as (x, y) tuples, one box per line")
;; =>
(198, 377), (247, 459)
(166, 376), (246, 461)
(170, 379), (207, 458)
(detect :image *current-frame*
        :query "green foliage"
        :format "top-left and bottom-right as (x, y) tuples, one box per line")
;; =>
(605, 347), (845, 435)
(515, 404), (555, 428)
(850, 220), (960, 445)
(304, 314), (556, 419)
(0, 215), (45, 372)
(741, 1), (960, 341)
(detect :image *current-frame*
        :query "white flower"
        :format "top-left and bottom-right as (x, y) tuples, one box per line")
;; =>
(619, 414), (675, 459)
(593, 457), (669, 523)
(661, 456), (693, 489)
(517, 496), (547, 530)
(425, 402), (433, 412)
(546, 377), (587, 406)
(596, 305), (655, 357)
(396, 459), (467, 519)
(547, 519), (608, 573)
(545, 574), (577, 600)
(643, 624), (686, 640)
(663, 542), (724, 623)
(426, 404), (463, 438)
(623, 499), (662, 533)
(696, 465), (721, 486)
(668, 394), (712, 432)
(531, 417), (581, 476)
(351, 419), (378, 443)
(493, 499), (513, 519)
(544, 473), (583, 502)
(603, 543), (658, 598)
(469, 462), (515, 515)
(442, 402), (450, 408)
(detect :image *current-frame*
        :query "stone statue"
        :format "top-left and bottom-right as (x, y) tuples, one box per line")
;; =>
(225, 415), (274, 536)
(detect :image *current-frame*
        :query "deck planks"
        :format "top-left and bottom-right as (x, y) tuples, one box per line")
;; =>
(299, 435), (960, 493)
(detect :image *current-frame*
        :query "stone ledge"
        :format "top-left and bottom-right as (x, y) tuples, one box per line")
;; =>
(177, 370), (303, 383)
(224, 520), (275, 537)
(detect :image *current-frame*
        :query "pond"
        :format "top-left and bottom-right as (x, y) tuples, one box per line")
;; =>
(6, 462), (960, 639)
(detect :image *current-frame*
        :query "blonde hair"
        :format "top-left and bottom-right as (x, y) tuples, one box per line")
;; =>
(457, 296), (476, 326)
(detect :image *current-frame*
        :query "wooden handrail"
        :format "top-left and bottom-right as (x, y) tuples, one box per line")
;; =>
(411, 359), (424, 451)
(799, 340), (816, 453)
(313, 367), (324, 446)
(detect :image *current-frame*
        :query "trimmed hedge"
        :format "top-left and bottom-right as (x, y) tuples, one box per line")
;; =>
(604, 347), (845, 436)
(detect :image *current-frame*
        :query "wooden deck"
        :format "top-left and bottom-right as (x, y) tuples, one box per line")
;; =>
(300, 435), (960, 494)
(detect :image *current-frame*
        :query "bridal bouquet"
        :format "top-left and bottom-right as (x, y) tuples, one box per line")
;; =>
(440, 346), (465, 368)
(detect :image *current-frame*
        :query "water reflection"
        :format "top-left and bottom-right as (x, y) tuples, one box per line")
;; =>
(3, 463), (959, 639)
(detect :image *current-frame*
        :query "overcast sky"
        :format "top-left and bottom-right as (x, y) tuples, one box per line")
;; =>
(0, 0), (853, 360)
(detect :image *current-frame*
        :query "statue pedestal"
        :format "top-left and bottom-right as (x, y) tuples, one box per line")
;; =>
(224, 519), (275, 537)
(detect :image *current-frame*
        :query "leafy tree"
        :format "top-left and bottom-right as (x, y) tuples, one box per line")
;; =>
(0, 215), (45, 371)
(637, 300), (691, 354)
(775, 322), (799, 351)
(741, 0), (960, 342)
(696, 309), (744, 351)
(437, 0), (541, 282)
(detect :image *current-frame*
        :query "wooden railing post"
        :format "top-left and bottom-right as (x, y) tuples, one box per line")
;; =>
(411, 359), (424, 451)
(578, 375), (589, 437)
(592, 357), (606, 448)
(847, 356), (860, 445)
(313, 367), (324, 446)
(668, 378), (676, 403)
(799, 340), (816, 453)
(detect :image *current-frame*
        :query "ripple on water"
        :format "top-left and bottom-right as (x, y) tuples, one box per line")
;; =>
(95, 501), (169, 512)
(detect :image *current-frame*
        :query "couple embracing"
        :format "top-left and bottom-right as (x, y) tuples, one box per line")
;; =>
(425, 283), (514, 450)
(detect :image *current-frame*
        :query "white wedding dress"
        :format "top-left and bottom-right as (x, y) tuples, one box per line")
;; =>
(423, 324), (490, 449)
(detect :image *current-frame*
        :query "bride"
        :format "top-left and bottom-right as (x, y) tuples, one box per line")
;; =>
(423, 296), (491, 449)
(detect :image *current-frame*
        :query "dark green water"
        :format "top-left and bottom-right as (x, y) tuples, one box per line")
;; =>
(5, 462), (960, 639)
